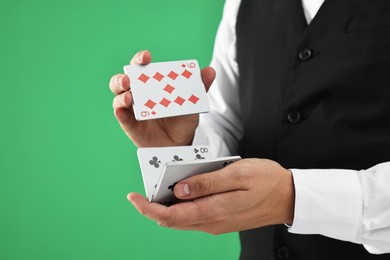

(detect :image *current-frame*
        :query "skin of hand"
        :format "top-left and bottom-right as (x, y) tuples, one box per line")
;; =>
(128, 158), (295, 235)
(109, 50), (216, 147)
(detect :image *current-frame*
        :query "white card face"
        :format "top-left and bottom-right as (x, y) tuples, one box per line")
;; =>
(137, 145), (212, 200)
(124, 60), (210, 121)
(151, 156), (242, 205)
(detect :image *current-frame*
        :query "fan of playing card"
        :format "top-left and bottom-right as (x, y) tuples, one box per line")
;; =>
(124, 59), (241, 205)
(137, 146), (241, 206)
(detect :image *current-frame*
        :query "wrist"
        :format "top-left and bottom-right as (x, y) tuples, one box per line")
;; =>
(279, 169), (295, 225)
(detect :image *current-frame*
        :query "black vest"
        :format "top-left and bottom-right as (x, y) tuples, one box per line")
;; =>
(236, 0), (390, 259)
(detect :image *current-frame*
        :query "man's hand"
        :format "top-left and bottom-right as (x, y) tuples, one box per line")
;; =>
(127, 159), (295, 235)
(109, 50), (216, 147)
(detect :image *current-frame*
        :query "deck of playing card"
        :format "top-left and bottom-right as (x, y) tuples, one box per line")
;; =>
(124, 60), (210, 121)
(137, 145), (212, 201)
(152, 156), (242, 206)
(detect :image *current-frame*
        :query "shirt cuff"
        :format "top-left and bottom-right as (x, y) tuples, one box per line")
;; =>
(288, 168), (362, 242)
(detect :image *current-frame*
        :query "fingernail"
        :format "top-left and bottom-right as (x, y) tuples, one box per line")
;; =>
(176, 183), (190, 197)
(123, 91), (129, 105)
(137, 51), (144, 63)
(120, 93), (125, 105)
(117, 75), (123, 86)
(127, 193), (133, 202)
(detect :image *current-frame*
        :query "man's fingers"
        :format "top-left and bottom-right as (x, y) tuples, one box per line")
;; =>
(127, 193), (167, 219)
(201, 66), (216, 92)
(109, 50), (151, 94)
(114, 107), (137, 134)
(112, 91), (132, 109)
(109, 74), (130, 95)
(113, 91), (137, 132)
(127, 193), (207, 227)
(174, 166), (246, 200)
(130, 50), (152, 65)
(128, 193), (222, 227)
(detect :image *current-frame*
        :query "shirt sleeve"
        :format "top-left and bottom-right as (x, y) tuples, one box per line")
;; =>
(192, 0), (243, 157)
(289, 162), (390, 254)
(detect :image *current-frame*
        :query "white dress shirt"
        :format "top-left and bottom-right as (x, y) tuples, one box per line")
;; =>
(193, 0), (390, 254)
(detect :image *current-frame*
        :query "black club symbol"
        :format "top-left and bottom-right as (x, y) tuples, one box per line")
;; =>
(195, 154), (205, 160)
(172, 155), (183, 162)
(149, 156), (161, 168)
(168, 182), (178, 192)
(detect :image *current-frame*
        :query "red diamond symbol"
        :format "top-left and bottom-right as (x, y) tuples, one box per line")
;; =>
(151, 111), (156, 115)
(174, 96), (185, 106)
(159, 98), (171, 107)
(144, 99), (156, 109)
(163, 84), (175, 94)
(138, 73), (150, 83)
(181, 64), (186, 68)
(188, 95), (199, 104)
(153, 72), (164, 82)
(181, 70), (192, 79)
(167, 71), (179, 80)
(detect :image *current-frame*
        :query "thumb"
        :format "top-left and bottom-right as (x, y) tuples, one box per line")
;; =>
(173, 167), (240, 200)
(201, 66), (216, 92)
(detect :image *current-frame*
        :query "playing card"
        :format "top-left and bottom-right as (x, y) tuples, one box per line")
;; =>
(151, 156), (242, 205)
(124, 60), (210, 121)
(137, 145), (212, 200)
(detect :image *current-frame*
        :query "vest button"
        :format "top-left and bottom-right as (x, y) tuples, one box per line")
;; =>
(277, 246), (290, 259)
(287, 111), (302, 124)
(298, 48), (313, 61)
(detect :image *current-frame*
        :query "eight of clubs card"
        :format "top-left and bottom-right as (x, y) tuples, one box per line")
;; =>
(137, 145), (212, 200)
(124, 60), (210, 120)
(152, 156), (242, 205)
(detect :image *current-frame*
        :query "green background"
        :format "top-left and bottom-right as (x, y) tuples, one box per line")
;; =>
(0, 0), (240, 259)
